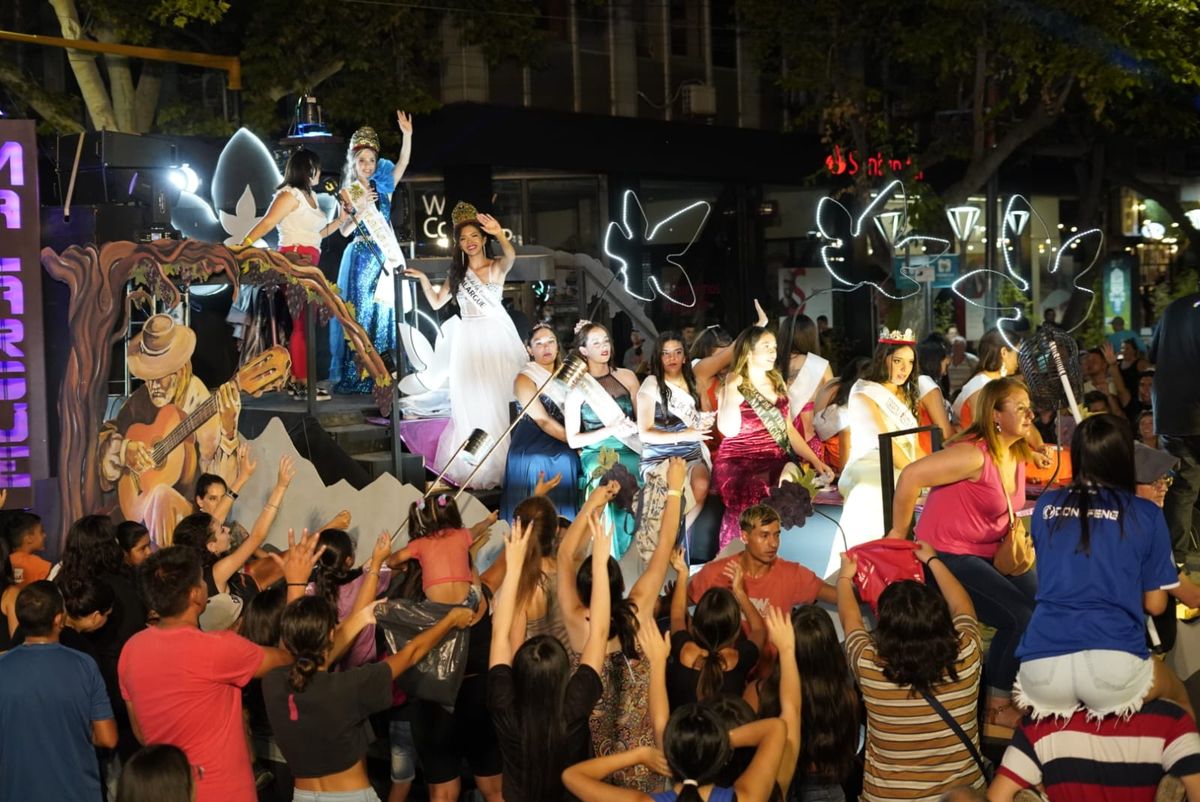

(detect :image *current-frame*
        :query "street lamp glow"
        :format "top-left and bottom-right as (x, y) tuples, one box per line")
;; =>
(946, 206), (980, 242)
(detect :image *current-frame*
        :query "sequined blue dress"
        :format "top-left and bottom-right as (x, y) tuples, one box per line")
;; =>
(500, 362), (582, 522)
(329, 157), (396, 394)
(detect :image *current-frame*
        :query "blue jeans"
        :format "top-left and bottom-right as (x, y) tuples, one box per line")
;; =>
(935, 552), (1038, 695)
(293, 789), (381, 802)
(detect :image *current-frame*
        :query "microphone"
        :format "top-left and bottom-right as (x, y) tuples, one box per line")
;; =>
(369, 179), (378, 209)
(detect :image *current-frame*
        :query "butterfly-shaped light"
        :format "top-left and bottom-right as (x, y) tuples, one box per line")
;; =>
(602, 190), (709, 308)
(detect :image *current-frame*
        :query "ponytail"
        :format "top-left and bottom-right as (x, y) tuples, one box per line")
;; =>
(677, 780), (704, 802)
(695, 648), (726, 701)
(613, 597), (640, 660)
(577, 555), (640, 659)
(288, 653), (323, 693)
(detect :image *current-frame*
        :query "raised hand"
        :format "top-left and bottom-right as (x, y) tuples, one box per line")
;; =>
(668, 546), (688, 576)
(396, 110), (413, 135)
(753, 298), (769, 328)
(271, 527), (325, 586)
(533, 471), (563, 497)
(370, 531), (391, 566)
(636, 622), (671, 665)
(764, 606), (795, 654)
(588, 510), (614, 558)
(237, 443), (258, 480)
(476, 213), (503, 237)
(838, 552), (858, 581)
(724, 559), (746, 596)
(505, 517), (533, 563)
(276, 454), (297, 488)
(585, 479), (621, 509)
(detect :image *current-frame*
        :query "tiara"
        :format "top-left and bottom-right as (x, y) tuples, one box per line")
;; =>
(573, 318), (593, 335)
(878, 327), (916, 345)
(452, 201), (480, 228)
(349, 126), (380, 154)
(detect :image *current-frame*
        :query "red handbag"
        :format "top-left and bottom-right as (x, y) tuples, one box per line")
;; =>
(846, 539), (925, 613)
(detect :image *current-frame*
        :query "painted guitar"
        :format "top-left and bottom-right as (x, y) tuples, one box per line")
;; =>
(117, 347), (291, 522)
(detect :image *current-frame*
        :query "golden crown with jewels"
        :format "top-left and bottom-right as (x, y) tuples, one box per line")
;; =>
(349, 126), (380, 154)
(451, 201), (481, 228)
(878, 327), (916, 346)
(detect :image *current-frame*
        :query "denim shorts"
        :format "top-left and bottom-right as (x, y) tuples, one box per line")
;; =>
(1014, 650), (1156, 720)
(389, 718), (417, 784)
(293, 789), (381, 802)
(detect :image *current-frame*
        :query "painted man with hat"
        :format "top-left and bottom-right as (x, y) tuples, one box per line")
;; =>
(99, 314), (243, 546)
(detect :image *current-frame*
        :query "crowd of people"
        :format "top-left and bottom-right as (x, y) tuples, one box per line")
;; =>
(6, 300), (1200, 802)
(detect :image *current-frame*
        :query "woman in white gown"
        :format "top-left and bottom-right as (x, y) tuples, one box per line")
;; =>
(834, 329), (921, 572)
(404, 202), (527, 488)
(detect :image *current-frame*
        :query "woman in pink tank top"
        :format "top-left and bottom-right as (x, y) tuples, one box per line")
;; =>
(885, 376), (1037, 737)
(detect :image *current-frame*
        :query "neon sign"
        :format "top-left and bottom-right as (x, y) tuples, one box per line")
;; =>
(0, 121), (49, 502)
(603, 190), (708, 308)
(825, 145), (924, 181)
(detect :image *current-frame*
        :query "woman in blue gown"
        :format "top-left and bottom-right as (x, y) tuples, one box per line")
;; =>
(329, 112), (412, 393)
(500, 323), (582, 521)
(564, 321), (643, 558)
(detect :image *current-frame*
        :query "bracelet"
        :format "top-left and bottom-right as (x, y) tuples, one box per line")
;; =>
(227, 490), (239, 500)
(264, 503), (278, 512)
(666, 489), (683, 498)
(925, 556), (942, 567)
(837, 576), (854, 583)
(286, 582), (306, 587)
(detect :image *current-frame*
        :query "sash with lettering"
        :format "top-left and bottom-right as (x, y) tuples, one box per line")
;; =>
(339, 179), (406, 306)
(458, 269), (507, 318)
(572, 373), (643, 455)
(742, 383), (792, 455)
(854, 379), (919, 462)
(654, 376), (713, 466)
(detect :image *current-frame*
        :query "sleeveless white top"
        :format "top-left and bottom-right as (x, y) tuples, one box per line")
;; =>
(275, 186), (327, 249)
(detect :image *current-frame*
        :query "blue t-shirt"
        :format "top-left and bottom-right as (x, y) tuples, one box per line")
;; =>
(1017, 487), (1178, 661)
(1106, 330), (1145, 353)
(0, 643), (113, 802)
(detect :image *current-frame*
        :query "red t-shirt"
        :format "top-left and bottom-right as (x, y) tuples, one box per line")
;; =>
(119, 626), (263, 802)
(688, 554), (824, 616)
(9, 552), (51, 587)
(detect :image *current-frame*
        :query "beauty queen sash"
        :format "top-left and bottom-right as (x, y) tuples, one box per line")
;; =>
(340, 180), (406, 305)
(457, 269), (507, 319)
(854, 379), (919, 462)
(742, 383), (791, 455)
(521, 362), (567, 408)
(645, 376), (713, 466)
(951, 372), (992, 420)
(572, 373), (643, 455)
(787, 353), (830, 418)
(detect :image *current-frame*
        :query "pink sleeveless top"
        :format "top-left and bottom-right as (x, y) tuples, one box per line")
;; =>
(914, 439), (1025, 559)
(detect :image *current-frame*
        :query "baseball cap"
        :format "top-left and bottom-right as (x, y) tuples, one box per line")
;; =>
(1134, 442), (1178, 485)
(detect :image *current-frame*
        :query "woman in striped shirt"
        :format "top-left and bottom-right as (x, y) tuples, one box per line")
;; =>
(837, 541), (986, 801)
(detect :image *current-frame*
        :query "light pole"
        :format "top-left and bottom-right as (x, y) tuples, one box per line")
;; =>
(947, 205), (980, 330)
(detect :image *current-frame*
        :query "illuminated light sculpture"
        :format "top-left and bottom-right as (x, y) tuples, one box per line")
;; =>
(815, 179), (951, 301)
(602, 189), (709, 308)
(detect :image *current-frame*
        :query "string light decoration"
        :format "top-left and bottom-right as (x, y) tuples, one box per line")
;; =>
(948, 194), (1103, 348)
(814, 179), (951, 301)
(602, 189), (709, 308)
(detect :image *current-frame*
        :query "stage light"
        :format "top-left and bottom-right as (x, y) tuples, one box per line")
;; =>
(168, 164), (200, 194)
(292, 94), (331, 138)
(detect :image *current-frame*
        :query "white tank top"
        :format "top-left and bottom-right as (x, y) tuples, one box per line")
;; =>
(275, 186), (327, 249)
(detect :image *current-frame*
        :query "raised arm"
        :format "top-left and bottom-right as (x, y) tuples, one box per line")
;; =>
(764, 607), (802, 791)
(693, 300), (766, 382)
(272, 528), (327, 603)
(669, 547), (690, 634)
(562, 748), (661, 802)
(579, 516), (614, 675)
(916, 541), (975, 619)
(211, 444), (256, 524)
(730, 717), (789, 802)
(887, 442), (984, 539)
(478, 213), (516, 274)
(392, 110), (413, 184)
(401, 267), (452, 310)
(630, 458), (687, 610)
(557, 485), (619, 650)
(516, 373), (568, 442)
(835, 553), (865, 637)
(489, 520), (533, 668)
(212, 455), (295, 592)
(637, 623), (671, 748)
(349, 532), (392, 617)
(728, 561), (767, 652)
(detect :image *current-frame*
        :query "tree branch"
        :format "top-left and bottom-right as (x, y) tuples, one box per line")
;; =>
(266, 59), (346, 103)
(47, 0), (118, 131)
(0, 59), (85, 133)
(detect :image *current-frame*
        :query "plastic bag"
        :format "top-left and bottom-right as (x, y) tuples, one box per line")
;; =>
(375, 598), (470, 708)
(846, 539), (924, 614)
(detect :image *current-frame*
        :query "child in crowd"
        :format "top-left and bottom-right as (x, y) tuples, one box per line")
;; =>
(4, 510), (48, 587)
(115, 744), (195, 802)
(385, 493), (485, 606)
(116, 521), (152, 571)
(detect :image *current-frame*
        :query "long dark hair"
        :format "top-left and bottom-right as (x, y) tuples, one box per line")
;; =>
(407, 492), (464, 540)
(1054, 413), (1134, 556)
(278, 148), (320, 192)
(873, 580), (960, 696)
(831, 357), (870, 408)
(60, 514), (124, 581)
(864, 341), (920, 415)
(512, 495), (559, 613)
(314, 529), (358, 610)
(526, 322), (563, 370)
(756, 606), (859, 783)
(917, 333), (949, 381)
(975, 327), (1021, 375)
(512, 634), (572, 801)
(447, 219), (491, 297)
(691, 325), (732, 360)
(116, 744), (194, 802)
(171, 512), (219, 568)
(576, 555), (639, 658)
(691, 587), (742, 700)
(777, 314), (821, 379)
(281, 595), (337, 693)
(651, 330), (702, 416)
(241, 584), (287, 646)
(664, 704), (734, 802)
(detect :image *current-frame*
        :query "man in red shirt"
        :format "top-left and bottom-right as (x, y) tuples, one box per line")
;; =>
(689, 504), (836, 615)
(119, 545), (298, 802)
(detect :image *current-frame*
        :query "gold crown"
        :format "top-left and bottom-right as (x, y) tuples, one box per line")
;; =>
(452, 201), (480, 228)
(878, 327), (916, 345)
(349, 126), (379, 153)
